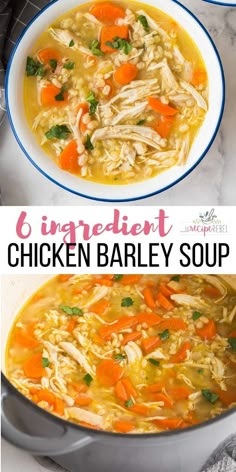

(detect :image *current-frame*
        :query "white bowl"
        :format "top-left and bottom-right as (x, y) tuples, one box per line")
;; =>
(6, 0), (225, 202)
(203, 0), (236, 5)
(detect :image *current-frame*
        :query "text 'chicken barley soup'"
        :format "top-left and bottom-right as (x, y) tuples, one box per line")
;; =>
(24, 2), (208, 184)
(6, 275), (236, 434)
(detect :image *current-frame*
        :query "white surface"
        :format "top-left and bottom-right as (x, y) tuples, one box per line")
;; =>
(0, 0), (236, 204)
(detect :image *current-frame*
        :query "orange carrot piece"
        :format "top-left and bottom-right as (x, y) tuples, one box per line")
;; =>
(66, 318), (77, 333)
(70, 382), (88, 393)
(145, 382), (165, 393)
(156, 292), (174, 311)
(229, 330), (236, 338)
(119, 275), (142, 285)
(79, 421), (102, 430)
(158, 318), (186, 331)
(95, 278), (114, 287)
(93, 334), (104, 345)
(129, 404), (148, 415)
(90, 299), (110, 315)
(142, 336), (161, 354)
(168, 386), (192, 400)
(217, 389), (236, 406)
(122, 378), (137, 399)
(37, 389), (56, 405)
(153, 115), (175, 138)
(101, 25), (129, 53)
(77, 103), (89, 134)
(142, 287), (156, 310)
(153, 417), (184, 430)
(196, 319), (216, 340)
(191, 69), (207, 86)
(204, 286), (221, 298)
(114, 63), (138, 85)
(171, 341), (191, 363)
(59, 274), (74, 282)
(54, 397), (65, 415)
(75, 395), (93, 406)
(121, 331), (141, 346)
(115, 380), (129, 402)
(99, 315), (137, 339)
(96, 359), (123, 386)
(114, 420), (135, 433)
(23, 353), (45, 379)
(14, 326), (39, 349)
(59, 140), (80, 174)
(90, 2), (125, 23)
(159, 284), (176, 297)
(151, 393), (173, 408)
(41, 84), (68, 107)
(136, 312), (162, 327)
(148, 97), (178, 116)
(38, 48), (61, 65)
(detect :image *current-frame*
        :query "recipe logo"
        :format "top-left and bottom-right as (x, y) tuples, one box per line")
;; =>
(181, 208), (228, 237)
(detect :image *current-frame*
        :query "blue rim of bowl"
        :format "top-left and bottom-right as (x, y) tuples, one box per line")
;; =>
(203, 0), (236, 5)
(6, 0), (225, 203)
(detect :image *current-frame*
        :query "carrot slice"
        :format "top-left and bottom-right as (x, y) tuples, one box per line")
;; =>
(99, 315), (137, 339)
(90, 2), (125, 23)
(217, 389), (236, 406)
(159, 284), (176, 297)
(59, 274), (74, 282)
(142, 287), (156, 310)
(93, 334), (104, 345)
(114, 63), (138, 85)
(229, 330), (236, 338)
(114, 420), (135, 433)
(122, 378), (137, 399)
(37, 389), (56, 405)
(153, 115), (175, 138)
(151, 393), (173, 408)
(79, 421), (102, 430)
(90, 299), (110, 315)
(77, 103), (89, 134)
(41, 84), (68, 106)
(115, 380), (129, 402)
(66, 318), (77, 333)
(158, 318), (186, 331)
(145, 382), (165, 393)
(136, 312), (162, 327)
(100, 25), (129, 53)
(54, 397), (65, 415)
(129, 404), (148, 415)
(95, 278), (114, 287)
(168, 386), (192, 400)
(153, 417), (184, 430)
(96, 359), (123, 386)
(191, 69), (207, 86)
(75, 395), (93, 406)
(14, 325), (39, 349)
(38, 48), (61, 65)
(171, 341), (191, 363)
(69, 382), (88, 393)
(23, 353), (45, 379)
(121, 331), (142, 346)
(203, 286), (221, 298)
(196, 319), (216, 340)
(142, 336), (161, 354)
(119, 275), (142, 285)
(148, 97), (178, 116)
(156, 292), (174, 311)
(59, 140), (80, 174)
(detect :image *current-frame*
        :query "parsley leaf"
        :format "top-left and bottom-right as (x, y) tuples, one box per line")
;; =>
(148, 358), (160, 366)
(85, 134), (94, 151)
(158, 329), (170, 340)
(86, 91), (98, 115)
(26, 56), (45, 77)
(171, 275), (180, 282)
(125, 399), (134, 408)
(114, 275), (123, 281)
(137, 15), (149, 32)
(136, 119), (146, 126)
(202, 389), (219, 404)
(59, 305), (83, 316)
(63, 61), (75, 70)
(69, 39), (75, 47)
(192, 311), (202, 321)
(42, 357), (50, 368)
(114, 353), (126, 362)
(55, 85), (67, 101)
(83, 374), (93, 386)
(89, 39), (104, 57)
(198, 369), (204, 374)
(121, 297), (134, 307)
(45, 125), (71, 140)
(49, 59), (57, 72)
(228, 337), (236, 352)
(105, 36), (133, 55)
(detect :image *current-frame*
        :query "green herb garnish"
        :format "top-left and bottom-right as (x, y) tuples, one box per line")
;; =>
(198, 369), (204, 374)
(69, 39), (75, 47)
(114, 275), (123, 281)
(85, 134), (94, 151)
(125, 399), (134, 408)
(83, 373), (93, 386)
(136, 119), (146, 126)
(49, 59), (57, 72)
(148, 358), (160, 366)
(59, 305), (83, 316)
(192, 311), (202, 321)
(137, 15), (149, 32)
(228, 337), (236, 352)
(202, 389), (219, 404)
(89, 39), (104, 57)
(55, 85), (67, 101)
(63, 61), (75, 70)
(158, 329), (170, 340)
(171, 275), (180, 282)
(105, 36), (133, 55)
(26, 56), (45, 77)
(86, 91), (99, 115)
(121, 297), (134, 307)
(114, 354), (126, 362)
(42, 357), (50, 368)
(45, 124), (71, 140)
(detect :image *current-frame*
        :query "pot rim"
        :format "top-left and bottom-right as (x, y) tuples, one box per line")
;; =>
(2, 373), (236, 442)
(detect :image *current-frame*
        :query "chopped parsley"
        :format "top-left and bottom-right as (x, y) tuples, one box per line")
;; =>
(63, 61), (75, 70)
(125, 399), (134, 408)
(171, 275), (180, 282)
(105, 36), (133, 55)
(89, 39), (104, 57)
(114, 353), (126, 362)
(198, 369), (204, 374)
(202, 389), (219, 404)
(137, 15), (149, 32)
(86, 91), (99, 115)
(55, 85), (67, 101)
(85, 134), (94, 151)
(158, 329), (170, 340)
(228, 337), (236, 352)
(59, 305), (83, 316)
(83, 374), (93, 387)
(26, 56), (45, 77)
(192, 311), (202, 321)
(69, 39), (75, 47)
(49, 59), (57, 72)
(42, 357), (50, 368)
(148, 358), (160, 366)
(121, 297), (134, 307)
(45, 124), (71, 140)
(136, 119), (146, 126)
(114, 275), (123, 281)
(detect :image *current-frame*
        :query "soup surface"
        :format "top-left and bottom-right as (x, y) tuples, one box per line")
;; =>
(6, 275), (236, 434)
(24, 1), (208, 184)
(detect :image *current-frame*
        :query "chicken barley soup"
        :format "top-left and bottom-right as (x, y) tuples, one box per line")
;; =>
(6, 275), (236, 434)
(24, 1), (208, 184)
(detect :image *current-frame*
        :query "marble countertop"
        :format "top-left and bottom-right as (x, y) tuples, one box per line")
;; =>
(0, 0), (236, 205)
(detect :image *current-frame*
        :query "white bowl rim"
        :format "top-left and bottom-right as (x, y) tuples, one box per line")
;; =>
(5, 0), (225, 203)
(202, 0), (236, 5)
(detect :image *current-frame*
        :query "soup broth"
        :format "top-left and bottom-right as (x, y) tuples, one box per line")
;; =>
(6, 275), (236, 434)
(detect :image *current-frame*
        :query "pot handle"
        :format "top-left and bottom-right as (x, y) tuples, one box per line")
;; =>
(1, 383), (94, 456)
